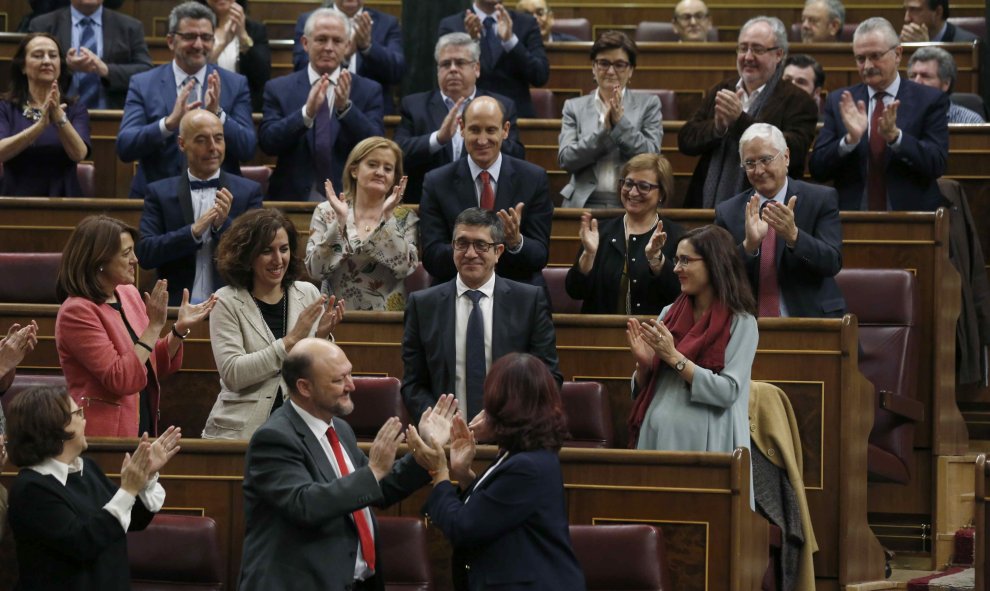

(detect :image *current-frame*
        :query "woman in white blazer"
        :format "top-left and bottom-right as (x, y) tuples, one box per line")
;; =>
(558, 31), (663, 208)
(203, 209), (344, 439)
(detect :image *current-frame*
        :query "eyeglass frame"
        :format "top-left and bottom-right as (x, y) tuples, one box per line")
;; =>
(618, 177), (661, 195)
(171, 31), (215, 43)
(71, 407), (86, 419)
(675, 11), (709, 23)
(438, 58), (477, 70)
(452, 238), (501, 253)
(741, 151), (783, 171)
(736, 44), (781, 56)
(673, 255), (704, 267)
(593, 59), (631, 73)
(853, 46), (897, 65)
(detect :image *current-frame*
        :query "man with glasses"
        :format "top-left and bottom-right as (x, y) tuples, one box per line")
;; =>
(672, 0), (715, 42)
(679, 16), (818, 208)
(799, 0), (845, 43)
(715, 123), (845, 318)
(117, 1), (256, 198)
(394, 33), (524, 203)
(401, 207), (560, 422)
(810, 17), (948, 210)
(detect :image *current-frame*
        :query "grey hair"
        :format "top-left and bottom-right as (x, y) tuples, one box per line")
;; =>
(738, 123), (788, 159)
(304, 7), (353, 39)
(168, 1), (216, 34)
(853, 17), (900, 48)
(805, 0), (846, 28)
(908, 46), (956, 88)
(454, 208), (505, 244)
(435, 32), (481, 63)
(740, 16), (789, 57)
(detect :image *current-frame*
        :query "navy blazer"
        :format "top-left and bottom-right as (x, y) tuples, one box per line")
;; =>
(423, 449), (586, 591)
(714, 177), (846, 318)
(117, 64), (257, 197)
(438, 9), (549, 118)
(292, 7), (404, 114)
(136, 171), (264, 305)
(809, 77), (949, 211)
(28, 7), (152, 109)
(401, 276), (562, 421)
(240, 403), (430, 590)
(260, 69), (384, 201)
(393, 88), (525, 203)
(419, 155), (552, 287)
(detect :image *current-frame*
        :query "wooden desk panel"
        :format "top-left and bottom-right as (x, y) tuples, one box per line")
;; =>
(977, 454), (989, 591)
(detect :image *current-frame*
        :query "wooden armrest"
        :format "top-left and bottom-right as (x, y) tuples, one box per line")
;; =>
(879, 390), (924, 422)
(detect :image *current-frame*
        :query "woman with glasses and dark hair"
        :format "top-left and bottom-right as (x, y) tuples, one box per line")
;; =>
(6, 386), (181, 590)
(557, 30), (662, 208)
(626, 225), (757, 464)
(565, 153), (684, 315)
(204, 208), (344, 440)
(407, 352), (585, 591)
(0, 32), (90, 196)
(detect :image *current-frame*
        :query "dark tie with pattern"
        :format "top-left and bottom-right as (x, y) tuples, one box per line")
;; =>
(757, 224), (780, 317)
(76, 17), (100, 108)
(465, 290), (486, 417)
(181, 75), (200, 104)
(482, 16), (502, 70)
(868, 91), (888, 211)
(313, 98), (334, 195)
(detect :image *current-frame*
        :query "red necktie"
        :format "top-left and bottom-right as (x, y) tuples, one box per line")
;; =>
(868, 91), (887, 211)
(326, 426), (376, 571)
(479, 170), (495, 210)
(758, 224), (781, 317)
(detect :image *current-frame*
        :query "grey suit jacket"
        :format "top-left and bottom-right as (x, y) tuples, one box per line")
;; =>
(558, 90), (663, 208)
(203, 281), (322, 440)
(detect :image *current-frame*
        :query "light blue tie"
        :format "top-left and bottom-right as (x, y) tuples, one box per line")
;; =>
(76, 17), (100, 108)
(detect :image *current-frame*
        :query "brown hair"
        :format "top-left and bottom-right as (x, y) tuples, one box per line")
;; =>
(341, 137), (404, 200)
(590, 30), (638, 68)
(2, 33), (73, 107)
(56, 215), (138, 303)
(619, 153), (674, 207)
(484, 353), (569, 453)
(678, 225), (757, 315)
(215, 208), (305, 290)
(6, 386), (74, 467)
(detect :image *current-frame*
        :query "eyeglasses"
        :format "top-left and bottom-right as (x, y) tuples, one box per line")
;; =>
(593, 59), (631, 73)
(673, 255), (704, 267)
(438, 58), (476, 70)
(618, 177), (660, 194)
(737, 44), (780, 56)
(71, 407), (85, 419)
(854, 46), (897, 65)
(675, 12), (709, 23)
(741, 151), (782, 171)
(453, 238), (499, 253)
(173, 32), (215, 43)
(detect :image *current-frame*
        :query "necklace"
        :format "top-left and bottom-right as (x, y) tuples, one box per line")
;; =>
(22, 104), (43, 122)
(251, 290), (288, 339)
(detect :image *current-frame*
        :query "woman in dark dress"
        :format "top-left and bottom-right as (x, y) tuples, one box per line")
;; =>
(202, 0), (270, 111)
(0, 33), (90, 196)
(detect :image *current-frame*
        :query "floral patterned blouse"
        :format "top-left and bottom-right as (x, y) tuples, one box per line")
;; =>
(305, 202), (420, 311)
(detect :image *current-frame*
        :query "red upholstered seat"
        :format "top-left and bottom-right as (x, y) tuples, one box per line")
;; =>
(377, 517), (434, 591)
(1, 374), (66, 416)
(77, 162), (95, 197)
(541, 267), (582, 313)
(631, 88), (679, 120)
(128, 514), (223, 591)
(570, 524), (672, 590)
(948, 17), (986, 40)
(240, 165), (272, 197)
(552, 18), (592, 41)
(836, 268), (923, 484)
(529, 88), (557, 119)
(347, 377), (409, 441)
(634, 21), (718, 42)
(405, 263), (432, 297)
(561, 381), (614, 448)
(788, 22), (857, 42)
(0, 253), (61, 304)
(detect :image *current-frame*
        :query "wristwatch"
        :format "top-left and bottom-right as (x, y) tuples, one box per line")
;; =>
(674, 358), (688, 372)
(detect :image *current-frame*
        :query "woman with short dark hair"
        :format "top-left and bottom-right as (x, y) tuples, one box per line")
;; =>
(6, 385), (181, 590)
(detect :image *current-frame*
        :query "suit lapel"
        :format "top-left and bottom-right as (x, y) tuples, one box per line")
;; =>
(440, 282), (457, 392)
(177, 175), (195, 226)
(454, 159), (477, 210)
(490, 277), (511, 358)
(57, 10), (72, 51)
(286, 403), (336, 483)
(233, 288), (271, 343)
(428, 91), (455, 162)
(493, 156), (514, 211)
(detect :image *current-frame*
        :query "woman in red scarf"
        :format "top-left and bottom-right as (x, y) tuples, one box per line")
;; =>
(626, 225), (757, 457)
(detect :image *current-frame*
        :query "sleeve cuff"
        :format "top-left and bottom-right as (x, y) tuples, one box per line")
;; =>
(507, 235), (524, 254)
(502, 35), (519, 52)
(429, 131), (443, 153)
(159, 117), (174, 138)
(302, 105), (314, 128)
(104, 489), (138, 532)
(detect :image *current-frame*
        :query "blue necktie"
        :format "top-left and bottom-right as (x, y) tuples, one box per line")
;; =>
(482, 16), (502, 71)
(190, 178), (221, 191)
(76, 17), (100, 108)
(181, 75), (201, 105)
(465, 290), (487, 417)
(313, 97), (334, 197)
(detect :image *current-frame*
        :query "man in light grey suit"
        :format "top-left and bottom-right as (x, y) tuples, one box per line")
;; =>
(558, 30), (662, 208)
(240, 338), (454, 590)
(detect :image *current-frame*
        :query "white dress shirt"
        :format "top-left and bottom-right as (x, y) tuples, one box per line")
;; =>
(188, 169), (221, 302)
(302, 64), (343, 126)
(454, 273), (496, 412)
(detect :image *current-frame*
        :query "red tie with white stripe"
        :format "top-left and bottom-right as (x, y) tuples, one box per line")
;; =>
(326, 426), (376, 571)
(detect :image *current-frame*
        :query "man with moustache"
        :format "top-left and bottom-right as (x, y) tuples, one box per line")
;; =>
(799, 0), (845, 43)
(137, 110), (263, 306)
(672, 0), (715, 42)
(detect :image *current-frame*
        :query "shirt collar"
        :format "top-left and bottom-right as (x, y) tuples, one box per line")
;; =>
(473, 3), (496, 19)
(441, 88), (477, 109)
(289, 399), (334, 441)
(71, 5), (103, 25)
(869, 75), (901, 100)
(932, 22), (948, 41)
(187, 169), (221, 183)
(172, 62), (207, 88)
(735, 78), (766, 99)
(468, 153), (503, 183)
(307, 64), (341, 87)
(757, 178), (790, 204)
(456, 272), (497, 298)
(28, 456), (84, 486)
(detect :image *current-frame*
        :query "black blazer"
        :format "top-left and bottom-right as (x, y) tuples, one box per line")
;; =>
(401, 276), (562, 421)
(714, 177), (846, 318)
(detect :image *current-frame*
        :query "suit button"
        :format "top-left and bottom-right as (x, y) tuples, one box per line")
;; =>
(631, 236), (637, 241)
(611, 238), (617, 243)
(631, 257), (636, 262)
(767, 448), (776, 457)
(632, 279), (637, 284)
(750, 423), (757, 432)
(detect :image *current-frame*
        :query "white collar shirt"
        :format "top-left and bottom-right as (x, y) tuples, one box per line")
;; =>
(454, 273), (496, 412)
(187, 169), (222, 302)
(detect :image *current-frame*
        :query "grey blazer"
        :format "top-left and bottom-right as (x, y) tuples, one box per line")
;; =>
(557, 90), (663, 208)
(203, 281), (321, 440)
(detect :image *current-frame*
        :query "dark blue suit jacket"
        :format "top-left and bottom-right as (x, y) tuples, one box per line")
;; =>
(393, 88), (525, 203)
(419, 155), (552, 287)
(401, 276), (561, 421)
(117, 64), (257, 198)
(423, 449), (585, 591)
(136, 171), (263, 305)
(259, 69), (384, 200)
(438, 9), (549, 117)
(714, 178), (846, 318)
(292, 7), (404, 114)
(808, 77), (949, 211)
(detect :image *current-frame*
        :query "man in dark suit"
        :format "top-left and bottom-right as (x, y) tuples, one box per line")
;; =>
(240, 338), (453, 590)
(809, 17), (949, 211)
(715, 123), (845, 319)
(402, 208), (561, 422)
(419, 96), (552, 287)
(394, 32), (524, 203)
(900, 0), (979, 42)
(438, 0), (549, 118)
(117, 1), (256, 198)
(28, 0), (152, 109)
(291, 0), (404, 114)
(136, 110), (263, 306)
(261, 8), (384, 201)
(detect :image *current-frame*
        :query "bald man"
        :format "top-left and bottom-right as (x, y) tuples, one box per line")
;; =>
(673, 0), (714, 42)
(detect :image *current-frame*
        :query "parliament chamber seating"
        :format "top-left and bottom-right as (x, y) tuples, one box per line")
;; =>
(404, 263), (432, 296)
(128, 514), (224, 591)
(632, 89), (679, 120)
(541, 267), (581, 313)
(634, 21), (719, 42)
(570, 524), (673, 590)
(560, 381), (614, 448)
(0, 253), (60, 304)
(552, 18), (592, 42)
(951, 92), (989, 120)
(528, 88), (556, 119)
(377, 517), (434, 591)
(77, 162), (95, 198)
(948, 16), (987, 40)
(239, 165), (272, 197)
(788, 22), (857, 42)
(0, 374), (66, 416)
(836, 269), (924, 484)
(346, 377), (409, 441)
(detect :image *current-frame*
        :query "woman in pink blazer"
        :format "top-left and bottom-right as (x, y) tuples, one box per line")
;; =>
(54, 216), (216, 437)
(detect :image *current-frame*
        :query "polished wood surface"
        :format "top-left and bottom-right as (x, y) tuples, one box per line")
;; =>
(977, 454), (989, 591)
